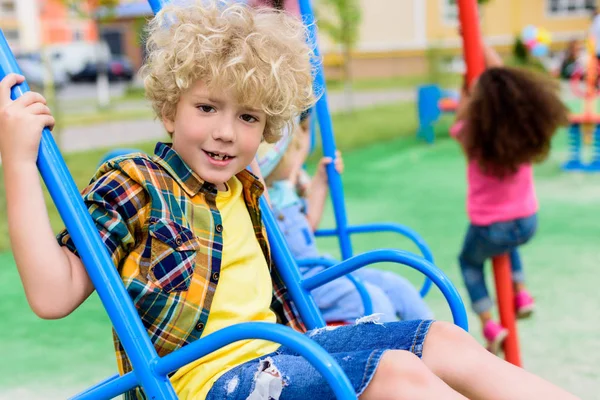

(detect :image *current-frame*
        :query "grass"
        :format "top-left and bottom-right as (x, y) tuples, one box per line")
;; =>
(325, 73), (462, 92)
(1, 95), (596, 398)
(2, 127), (598, 398)
(61, 107), (154, 127)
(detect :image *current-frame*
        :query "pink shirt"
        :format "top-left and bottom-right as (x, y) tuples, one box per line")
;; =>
(450, 121), (538, 226)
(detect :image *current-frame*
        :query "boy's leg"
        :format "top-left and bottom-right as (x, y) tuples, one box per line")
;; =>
(421, 321), (579, 400)
(207, 320), (438, 399)
(354, 268), (433, 320)
(360, 350), (467, 400)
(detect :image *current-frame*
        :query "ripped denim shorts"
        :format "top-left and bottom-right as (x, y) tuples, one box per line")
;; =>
(206, 319), (434, 400)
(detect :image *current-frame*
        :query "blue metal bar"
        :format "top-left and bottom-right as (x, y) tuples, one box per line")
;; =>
(316, 223), (435, 296)
(0, 30), (177, 400)
(154, 322), (357, 399)
(147, 0), (168, 14)
(260, 197), (326, 329)
(302, 249), (469, 331)
(298, 0), (353, 260)
(297, 257), (373, 316)
(70, 373), (138, 400)
(589, 123), (600, 171)
(563, 123), (583, 171)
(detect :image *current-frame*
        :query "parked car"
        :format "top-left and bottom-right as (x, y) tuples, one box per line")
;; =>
(70, 54), (135, 82)
(43, 41), (111, 80)
(15, 53), (68, 90)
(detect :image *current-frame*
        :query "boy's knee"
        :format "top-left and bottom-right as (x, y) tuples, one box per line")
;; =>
(426, 321), (474, 348)
(367, 350), (437, 397)
(422, 321), (483, 377)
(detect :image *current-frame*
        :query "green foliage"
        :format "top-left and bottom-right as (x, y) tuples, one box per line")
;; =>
(316, 0), (361, 50)
(509, 35), (548, 73)
(316, 0), (361, 88)
(59, 0), (119, 19)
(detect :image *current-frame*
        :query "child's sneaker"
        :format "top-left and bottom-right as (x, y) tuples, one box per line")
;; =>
(515, 289), (535, 319)
(483, 320), (509, 355)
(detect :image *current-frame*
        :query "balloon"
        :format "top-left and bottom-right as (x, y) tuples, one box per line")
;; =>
(537, 28), (551, 45)
(531, 43), (549, 58)
(522, 25), (538, 42)
(525, 39), (537, 50)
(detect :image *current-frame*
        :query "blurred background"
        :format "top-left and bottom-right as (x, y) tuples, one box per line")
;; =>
(1, 0), (599, 399)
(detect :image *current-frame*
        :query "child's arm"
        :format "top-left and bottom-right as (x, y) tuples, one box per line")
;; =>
(306, 151), (343, 231)
(482, 41), (503, 68)
(0, 74), (93, 319)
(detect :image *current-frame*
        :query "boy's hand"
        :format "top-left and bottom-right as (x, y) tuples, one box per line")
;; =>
(0, 73), (55, 165)
(315, 150), (344, 182)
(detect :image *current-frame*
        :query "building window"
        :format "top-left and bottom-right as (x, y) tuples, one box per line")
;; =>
(73, 29), (84, 41)
(3, 28), (19, 41)
(442, 0), (459, 24)
(547, 0), (596, 16)
(0, 0), (16, 17)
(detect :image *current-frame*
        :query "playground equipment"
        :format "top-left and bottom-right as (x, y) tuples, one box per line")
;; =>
(0, 0), (468, 398)
(417, 84), (459, 144)
(456, 0), (522, 367)
(304, 4), (437, 299)
(563, 35), (600, 172)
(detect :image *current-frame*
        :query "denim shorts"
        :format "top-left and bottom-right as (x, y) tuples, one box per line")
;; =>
(206, 319), (434, 399)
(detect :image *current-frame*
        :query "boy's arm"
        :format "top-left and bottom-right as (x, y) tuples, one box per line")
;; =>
(0, 74), (92, 319)
(5, 162), (94, 319)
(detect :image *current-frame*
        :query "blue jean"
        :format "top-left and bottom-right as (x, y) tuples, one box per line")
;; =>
(206, 319), (434, 399)
(458, 214), (537, 314)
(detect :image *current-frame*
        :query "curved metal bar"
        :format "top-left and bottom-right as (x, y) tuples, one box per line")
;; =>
(315, 223), (435, 296)
(154, 323), (357, 399)
(70, 373), (138, 400)
(0, 31), (178, 400)
(297, 257), (373, 316)
(302, 250), (469, 331)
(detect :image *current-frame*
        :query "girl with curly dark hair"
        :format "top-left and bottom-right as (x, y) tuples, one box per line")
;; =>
(451, 41), (569, 354)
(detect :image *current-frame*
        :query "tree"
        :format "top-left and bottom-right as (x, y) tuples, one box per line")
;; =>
(316, 0), (361, 110)
(60, 0), (119, 15)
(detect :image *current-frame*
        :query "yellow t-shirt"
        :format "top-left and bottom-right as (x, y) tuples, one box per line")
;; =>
(171, 176), (281, 399)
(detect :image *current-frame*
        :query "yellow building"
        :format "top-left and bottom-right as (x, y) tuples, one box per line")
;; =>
(323, 0), (596, 78)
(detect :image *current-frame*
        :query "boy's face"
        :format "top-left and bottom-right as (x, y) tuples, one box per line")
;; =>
(164, 80), (266, 191)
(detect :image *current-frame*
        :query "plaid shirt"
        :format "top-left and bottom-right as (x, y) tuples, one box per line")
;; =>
(57, 142), (305, 399)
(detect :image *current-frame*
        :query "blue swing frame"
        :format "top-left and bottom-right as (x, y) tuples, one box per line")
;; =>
(0, 0), (467, 398)
(299, 0), (435, 298)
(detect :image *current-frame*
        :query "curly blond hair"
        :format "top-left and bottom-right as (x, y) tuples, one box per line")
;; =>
(141, 0), (317, 143)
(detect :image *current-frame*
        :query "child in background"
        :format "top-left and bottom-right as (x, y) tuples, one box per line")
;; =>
(258, 112), (433, 323)
(1, 1), (578, 398)
(452, 41), (570, 353)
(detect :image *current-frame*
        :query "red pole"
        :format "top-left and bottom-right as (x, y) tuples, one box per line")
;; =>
(492, 254), (522, 367)
(457, 0), (486, 85)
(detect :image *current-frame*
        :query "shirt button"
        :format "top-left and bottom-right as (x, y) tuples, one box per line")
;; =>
(277, 214), (285, 221)
(175, 237), (182, 246)
(196, 322), (205, 331)
(212, 272), (220, 281)
(215, 224), (223, 233)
